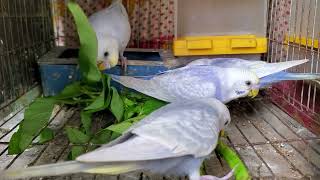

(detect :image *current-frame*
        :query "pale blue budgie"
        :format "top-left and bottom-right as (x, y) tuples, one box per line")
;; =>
(187, 58), (320, 88)
(89, 0), (131, 70)
(111, 65), (260, 103)
(1, 98), (233, 180)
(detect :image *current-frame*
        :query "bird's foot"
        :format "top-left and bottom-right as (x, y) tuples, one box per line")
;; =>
(120, 56), (128, 73)
(200, 169), (234, 180)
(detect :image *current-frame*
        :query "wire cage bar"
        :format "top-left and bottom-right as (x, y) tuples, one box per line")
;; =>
(0, 0), (54, 108)
(52, 0), (175, 49)
(267, 0), (320, 134)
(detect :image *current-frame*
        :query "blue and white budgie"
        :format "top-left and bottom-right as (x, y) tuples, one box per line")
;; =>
(89, 0), (131, 70)
(1, 98), (233, 180)
(111, 65), (260, 103)
(187, 58), (320, 88)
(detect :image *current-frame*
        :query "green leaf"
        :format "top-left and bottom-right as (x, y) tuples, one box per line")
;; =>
(110, 132), (122, 141)
(8, 98), (56, 154)
(65, 127), (90, 144)
(109, 87), (124, 121)
(85, 92), (105, 111)
(91, 129), (112, 145)
(8, 131), (22, 154)
(70, 146), (86, 160)
(123, 97), (136, 107)
(54, 82), (83, 100)
(38, 128), (54, 144)
(106, 122), (133, 134)
(216, 140), (251, 180)
(123, 105), (140, 120)
(80, 111), (93, 135)
(140, 99), (167, 115)
(67, 1), (101, 84)
(125, 115), (146, 123)
(20, 98), (56, 135)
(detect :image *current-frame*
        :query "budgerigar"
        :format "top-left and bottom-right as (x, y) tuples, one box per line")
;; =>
(187, 58), (320, 88)
(111, 65), (260, 103)
(89, 0), (131, 70)
(1, 98), (233, 180)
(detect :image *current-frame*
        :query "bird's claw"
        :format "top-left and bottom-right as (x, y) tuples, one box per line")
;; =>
(200, 174), (232, 180)
(120, 56), (128, 74)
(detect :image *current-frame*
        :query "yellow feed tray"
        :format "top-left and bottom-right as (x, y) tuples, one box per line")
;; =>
(173, 35), (267, 56)
(285, 35), (319, 49)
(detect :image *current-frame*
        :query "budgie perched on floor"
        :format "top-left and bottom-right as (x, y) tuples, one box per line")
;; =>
(0, 98), (234, 180)
(187, 58), (320, 88)
(89, 0), (131, 70)
(111, 65), (260, 103)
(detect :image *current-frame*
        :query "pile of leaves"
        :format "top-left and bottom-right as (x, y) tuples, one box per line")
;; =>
(8, 1), (250, 179)
(8, 1), (165, 159)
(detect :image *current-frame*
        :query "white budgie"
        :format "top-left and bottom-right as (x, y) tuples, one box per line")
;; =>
(187, 58), (320, 88)
(89, 0), (131, 70)
(1, 98), (233, 180)
(111, 66), (260, 103)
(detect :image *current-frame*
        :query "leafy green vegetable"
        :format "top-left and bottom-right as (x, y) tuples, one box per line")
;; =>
(91, 129), (112, 145)
(106, 122), (132, 134)
(140, 99), (166, 115)
(38, 128), (54, 144)
(8, 98), (56, 154)
(80, 111), (93, 135)
(70, 146), (86, 160)
(109, 87), (124, 121)
(67, 1), (101, 84)
(216, 140), (251, 180)
(55, 82), (83, 100)
(66, 127), (90, 144)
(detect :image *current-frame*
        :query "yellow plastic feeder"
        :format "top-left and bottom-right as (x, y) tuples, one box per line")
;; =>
(173, 0), (268, 56)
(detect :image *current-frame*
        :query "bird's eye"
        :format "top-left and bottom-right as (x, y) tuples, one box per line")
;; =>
(245, 81), (252, 86)
(224, 121), (229, 126)
(104, 52), (109, 57)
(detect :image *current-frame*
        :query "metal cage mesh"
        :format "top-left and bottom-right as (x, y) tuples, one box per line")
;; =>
(0, 0), (54, 108)
(267, 0), (320, 134)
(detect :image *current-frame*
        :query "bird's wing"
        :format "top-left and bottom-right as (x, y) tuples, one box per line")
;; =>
(111, 66), (219, 102)
(248, 59), (309, 78)
(77, 101), (221, 163)
(187, 58), (310, 79)
(187, 58), (258, 68)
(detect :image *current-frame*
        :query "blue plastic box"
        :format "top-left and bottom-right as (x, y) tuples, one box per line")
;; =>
(38, 47), (172, 96)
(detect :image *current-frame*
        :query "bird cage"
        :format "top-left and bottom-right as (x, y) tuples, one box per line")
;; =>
(267, 0), (320, 134)
(0, 0), (319, 132)
(0, 0), (320, 179)
(0, 0), (54, 109)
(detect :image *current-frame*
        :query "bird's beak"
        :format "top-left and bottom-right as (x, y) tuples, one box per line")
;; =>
(97, 60), (111, 71)
(219, 130), (225, 137)
(248, 89), (259, 98)
(109, 55), (119, 67)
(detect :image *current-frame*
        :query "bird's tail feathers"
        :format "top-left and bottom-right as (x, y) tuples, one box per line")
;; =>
(0, 161), (141, 180)
(259, 72), (320, 88)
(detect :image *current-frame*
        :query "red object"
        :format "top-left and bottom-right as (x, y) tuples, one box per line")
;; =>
(268, 81), (320, 135)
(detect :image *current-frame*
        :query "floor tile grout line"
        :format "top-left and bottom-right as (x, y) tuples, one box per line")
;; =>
(247, 102), (320, 172)
(235, 108), (305, 177)
(260, 100), (320, 155)
(224, 135), (252, 176)
(233, 120), (275, 177)
(232, 137), (320, 147)
(0, 108), (24, 128)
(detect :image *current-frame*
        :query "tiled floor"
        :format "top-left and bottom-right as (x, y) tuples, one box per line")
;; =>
(0, 98), (319, 179)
